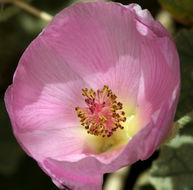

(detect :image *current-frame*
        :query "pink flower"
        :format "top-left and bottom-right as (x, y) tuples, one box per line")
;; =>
(5, 1), (180, 190)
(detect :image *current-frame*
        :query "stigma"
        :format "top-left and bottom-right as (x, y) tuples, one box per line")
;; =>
(75, 85), (126, 138)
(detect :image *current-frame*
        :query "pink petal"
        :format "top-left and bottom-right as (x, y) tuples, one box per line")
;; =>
(94, 93), (178, 169)
(11, 37), (88, 132)
(128, 4), (170, 37)
(34, 87), (179, 189)
(15, 127), (86, 161)
(128, 4), (180, 122)
(137, 36), (179, 123)
(5, 86), (88, 161)
(41, 159), (103, 190)
(41, 0), (142, 102)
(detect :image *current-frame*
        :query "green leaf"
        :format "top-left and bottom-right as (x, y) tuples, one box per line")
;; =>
(149, 124), (193, 190)
(158, 0), (193, 25)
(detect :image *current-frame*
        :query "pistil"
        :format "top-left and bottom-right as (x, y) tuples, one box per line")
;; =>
(75, 85), (126, 138)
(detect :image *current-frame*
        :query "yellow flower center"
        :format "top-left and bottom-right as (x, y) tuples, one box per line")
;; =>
(75, 85), (139, 154)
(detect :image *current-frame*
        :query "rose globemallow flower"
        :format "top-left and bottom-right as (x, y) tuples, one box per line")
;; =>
(4, 1), (180, 190)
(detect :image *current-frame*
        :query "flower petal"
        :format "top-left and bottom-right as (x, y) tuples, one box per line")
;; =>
(34, 90), (179, 189)
(41, 158), (103, 190)
(136, 28), (179, 125)
(128, 3), (170, 37)
(5, 87), (88, 160)
(41, 1), (142, 101)
(11, 37), (88, 132)
(15, 127), (87, 161)
(4, 1), (180, 190)
(93, 97), (176, 168)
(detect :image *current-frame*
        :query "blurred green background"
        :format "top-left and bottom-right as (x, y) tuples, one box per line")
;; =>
(0, 0), (193, 190)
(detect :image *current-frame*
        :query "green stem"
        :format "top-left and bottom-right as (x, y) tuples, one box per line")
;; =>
(3, 0), (53, 22)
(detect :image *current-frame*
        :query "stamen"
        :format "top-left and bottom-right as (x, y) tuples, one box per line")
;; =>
(75, 85), (126, 138)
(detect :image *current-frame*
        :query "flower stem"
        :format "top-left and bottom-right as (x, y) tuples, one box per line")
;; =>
(177, 110), (193, 129)
(3, 0), (53, 22)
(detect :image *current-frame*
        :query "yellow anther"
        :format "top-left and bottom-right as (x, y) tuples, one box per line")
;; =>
(75, 85), (126, 138)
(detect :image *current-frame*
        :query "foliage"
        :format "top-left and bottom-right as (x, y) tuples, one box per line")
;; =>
(158, 0), (193, 25)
